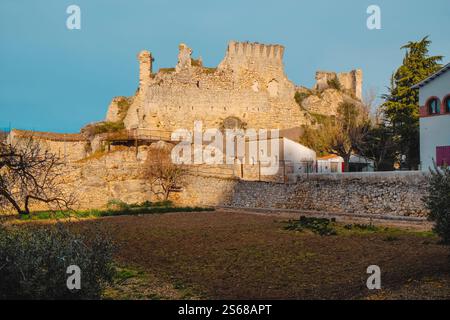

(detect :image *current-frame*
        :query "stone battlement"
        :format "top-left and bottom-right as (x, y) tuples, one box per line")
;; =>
(218, 41), (286, 76)
(226, 41), (285, 60)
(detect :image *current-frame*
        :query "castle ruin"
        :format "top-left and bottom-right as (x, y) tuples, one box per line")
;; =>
(107, 41), (363, 133)
(9, 41), (363, 161)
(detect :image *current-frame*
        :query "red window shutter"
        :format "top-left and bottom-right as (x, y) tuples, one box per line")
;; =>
(436, 146), (450, 166)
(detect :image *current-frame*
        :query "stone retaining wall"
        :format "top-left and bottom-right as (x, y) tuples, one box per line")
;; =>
(224, 172), (429, 217)
(51, 149), (429, 217)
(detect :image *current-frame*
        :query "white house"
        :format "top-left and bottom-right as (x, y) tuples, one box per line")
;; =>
(317, 154), (374, 173)
(317, 155), (344, 173)
(412, 63), (450, 170)
(246, 137), (317, 174)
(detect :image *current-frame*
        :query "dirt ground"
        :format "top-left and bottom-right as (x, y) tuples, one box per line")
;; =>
(68, 209), (450, 300)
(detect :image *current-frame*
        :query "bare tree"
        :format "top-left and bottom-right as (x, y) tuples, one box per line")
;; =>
(0, 139), (75, 216)
(143, 144), (187, 201)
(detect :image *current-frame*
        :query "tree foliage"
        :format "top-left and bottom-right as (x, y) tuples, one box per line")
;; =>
(381, 36), (443, 169)
(300, 102), (370, 171)
(423, 164), (450, 244)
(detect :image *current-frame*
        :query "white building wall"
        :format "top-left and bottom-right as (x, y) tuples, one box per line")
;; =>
(283, 138), (316, 173)
(418, 70), (450, 171)
(317, 157), (344, 173)
(418, 71), (450, 105)
(420, 115), (450, 170)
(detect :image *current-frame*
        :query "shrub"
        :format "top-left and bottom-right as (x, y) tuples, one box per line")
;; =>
(294, 91), (311, 107)
(190, 58), (202, 67)
(92, 121), (125, 135)
(327, 78), (342, 91)
(343, 223), (379, 232)
(423, 164), (450, 244)
(116, 98), (131, 121)
(285, 216), (337, 236)
(106, 199), (130, 211)
(0, 224), (114, 299)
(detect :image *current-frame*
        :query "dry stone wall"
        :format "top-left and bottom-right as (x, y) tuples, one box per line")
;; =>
(57, 149), (428, 218)
(225, 172), (429, 217)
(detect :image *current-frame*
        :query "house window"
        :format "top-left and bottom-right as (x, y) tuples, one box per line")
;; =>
(427, 97), (440, 114)
(444, 96), (450, 113)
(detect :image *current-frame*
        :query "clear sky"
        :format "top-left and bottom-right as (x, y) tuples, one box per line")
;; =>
(0, 0), (449, 132)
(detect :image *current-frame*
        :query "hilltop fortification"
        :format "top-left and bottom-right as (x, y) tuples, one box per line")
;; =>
(10, 41), (363, 162)
(106, 41), (363, 132)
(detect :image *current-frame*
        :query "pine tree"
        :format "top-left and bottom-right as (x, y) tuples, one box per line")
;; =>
(382, 36), (443, 169)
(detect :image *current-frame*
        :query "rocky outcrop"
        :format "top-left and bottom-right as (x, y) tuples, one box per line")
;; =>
(299, 88), (362, 117)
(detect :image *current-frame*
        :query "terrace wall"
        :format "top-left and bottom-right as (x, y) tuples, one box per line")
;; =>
(224, 172), (428, 217)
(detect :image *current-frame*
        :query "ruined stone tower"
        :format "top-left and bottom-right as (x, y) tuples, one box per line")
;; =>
(314, 69), (363, 100)
(138, 50), (152, 92)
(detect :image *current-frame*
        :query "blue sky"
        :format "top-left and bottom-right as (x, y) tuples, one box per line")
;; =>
(0, 0), (449, 132)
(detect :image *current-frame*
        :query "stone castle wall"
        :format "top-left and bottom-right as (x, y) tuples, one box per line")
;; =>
(8, 130), (89, 162)
(120, 41), (311, 132)
(60, 148), (239, 209)
(54, 149), (427, 217)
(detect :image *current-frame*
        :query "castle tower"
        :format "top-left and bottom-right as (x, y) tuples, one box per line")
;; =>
(352, 69), (363, 100)
(218, 41), (286, 79)
(175, 43), (192, 72)
(138, 50), (152, 90)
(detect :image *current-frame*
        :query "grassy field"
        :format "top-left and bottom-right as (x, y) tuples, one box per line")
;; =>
(64, 210), (450, 300)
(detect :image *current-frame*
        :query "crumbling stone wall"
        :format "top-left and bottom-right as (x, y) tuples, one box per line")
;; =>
(119, 41), (311, 132)
(314, 70), (362, 100)
(8, 129), (89, 162)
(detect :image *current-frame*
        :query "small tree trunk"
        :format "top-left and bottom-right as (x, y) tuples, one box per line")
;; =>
(164, 188), (171, 201)
(343, 154), (351, 172)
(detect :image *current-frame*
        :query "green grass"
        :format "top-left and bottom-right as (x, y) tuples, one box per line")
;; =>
(19, 205), (215, 221)
(284, 217), (436, 238)
(91, 121), (125, 135)
(159, 68), (175, 73)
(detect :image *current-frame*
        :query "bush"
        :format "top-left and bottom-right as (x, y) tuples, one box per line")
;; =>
(106, 199), (130, 211)
(0, 224), (114, 299)
(285, 216), (337, 236)
(423, 164), (450, 244)
(294, 91), (311, 107)
(327, 78), (342, 91)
